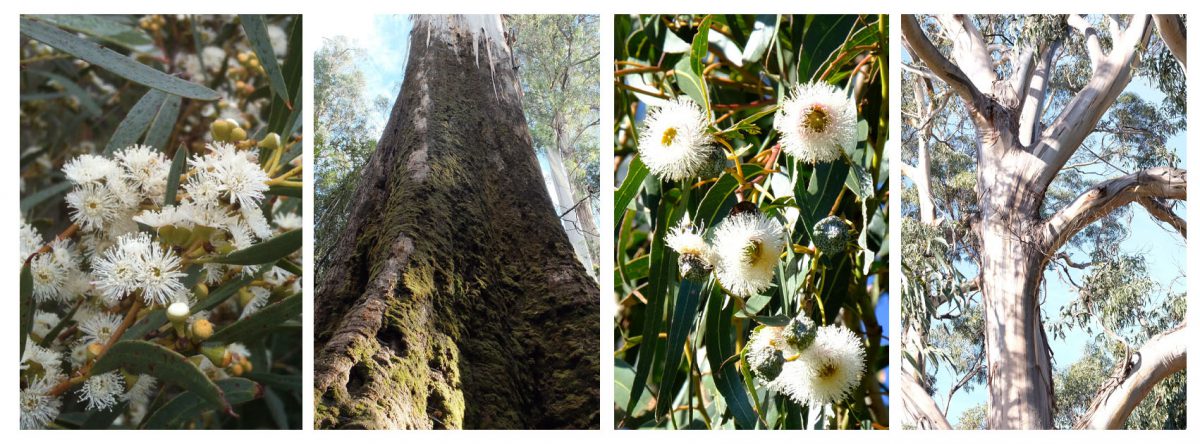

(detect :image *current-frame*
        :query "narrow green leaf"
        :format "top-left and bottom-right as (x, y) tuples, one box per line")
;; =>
(627, 185), (687, 414)
(27, 70), (102, 117)
(655, 278), (703, 420)
(164, 145), (187, 206)
(105, 89), (166, 155)
(245, 371), (301, 392)
(614, 157), (649, 225)
(20, 263), (34, 356)
(672, 57), (708, 113)
(794, 160), (849, 242)
(140, 377), (262, 429)
(20, 181), (73, 213)
(240, 15), (289, 104)
(795, 15), (856, 82)
(209, 295), (301, 344)
(144, 94), (182, 151)
(266, 184), (301, 197)
(276, 258), (302, 276)
(209, 229), (301, 265)
(742, 15), (779, 63)
(91, 341), (231, 416)
(30, 15), (153, 49)
(695, 165), (763, 229)
(689, 15), (713, 76)
(19, 18), (218, 100)
(703, 283), (759, 429)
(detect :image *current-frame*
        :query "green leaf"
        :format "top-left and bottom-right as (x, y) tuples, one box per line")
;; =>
(794, 160), (849, 242)
(615, 359), (651, 418)
(689, 15), (713, 76)
(20, 263), (34, 356)
(245, 371), (301, 392)
(672, 57), (709, 113)
(655, 278), (703, 420)
(19, 18), (219, 100)
(39, 300), (82, 347)
(240, 15), (289, 104)
(27, 70), (102, 117)
(614, 157), (649, 225)
(20, 181), (73, 213)
(209, 229), (301, 265)
(266, 184), (301, 197)
(276, 257), (302, 276)
(626, 186), (685, 414)
(795, 15), (856, 82)
(30, 15), (153, 49)
(164, 145), (188, 206)
(704, 281), (759, 429)
(140, 377), (262, 429)
(105, 89), (166, 155)
(209, 295), (301, 344)
(92, 341), (231, 416)
(695, 164), (763, 228)
(742, 15), (779, 63)
(144, 94), (182, 151)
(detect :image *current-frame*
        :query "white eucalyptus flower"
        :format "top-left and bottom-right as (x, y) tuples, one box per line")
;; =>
(20, 376), (62, 429)
(665, 222), (715, 279)
(137, 238), (188, 306)
(771, 324), (865, 406)
(637, 98), (716, 181)
(32, 312), (61, 340)
(62, 154), (120, 185)
(775, 82), (858, 163)
(78, 311), (123, 345)
(65, 183), (122, 231)
(712, 212), (786, 296)
(78, 371), (125, 411)
(115, 145), (170, 200)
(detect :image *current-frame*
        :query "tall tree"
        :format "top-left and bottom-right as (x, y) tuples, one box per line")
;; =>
(313, 15), (599, 429)
(900, 14), (1186, 429)
(510, 15), (601, 275)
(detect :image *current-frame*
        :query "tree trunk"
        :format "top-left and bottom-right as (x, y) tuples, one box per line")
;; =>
(545, 128), (597, 276)
(313, 16), (599, 430)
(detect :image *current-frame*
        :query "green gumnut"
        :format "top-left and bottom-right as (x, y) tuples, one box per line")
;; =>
(812, 215), (852, 255)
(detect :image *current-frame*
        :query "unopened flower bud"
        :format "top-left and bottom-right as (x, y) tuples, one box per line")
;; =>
(191, 319), (214, 341)
(783, 315), (817, 352)
(812, 216), (853, 255)
(200, 344), (232, 368)
(260, 132), (281, 150)
(168, 301), (191, 337)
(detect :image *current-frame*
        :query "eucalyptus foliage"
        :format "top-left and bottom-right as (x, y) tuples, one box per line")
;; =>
(614, 14), (889, 430)
(20, 15), (302, 429)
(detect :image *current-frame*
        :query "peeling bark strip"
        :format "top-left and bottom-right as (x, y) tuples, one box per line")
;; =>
(314, 15), (599, 429)
(901, 15), (1186, 429)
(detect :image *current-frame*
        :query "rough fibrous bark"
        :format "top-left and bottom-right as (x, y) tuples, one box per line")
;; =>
(314, 16), (599, 429)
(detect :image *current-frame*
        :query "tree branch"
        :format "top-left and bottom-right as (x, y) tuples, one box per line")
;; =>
(901, 15), (985, 105)
(901, 367), (952, 429)
(1137, 197), (1187, 238)
(1075, 321), (1187, 429)
(1030, 15), (1152, 192)
(936, 14), (998, 93)
(1152, 15), (1187, 70)
(1041, 166), (1186, 255)
(1017, 40), (1059, 147)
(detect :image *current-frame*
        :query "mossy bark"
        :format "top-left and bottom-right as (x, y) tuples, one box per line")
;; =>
(313, 20), (599, 430)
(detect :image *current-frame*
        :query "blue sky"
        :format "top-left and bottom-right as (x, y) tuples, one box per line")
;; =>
(315, 14), (412, 137)
(929, 77), (1187, 426)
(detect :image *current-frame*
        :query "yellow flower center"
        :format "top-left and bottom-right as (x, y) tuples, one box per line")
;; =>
(743, 239), (763, 265)
(661, 127), (678, 146)
(802, 105), (830, 134)
(817, 362), (837, 378)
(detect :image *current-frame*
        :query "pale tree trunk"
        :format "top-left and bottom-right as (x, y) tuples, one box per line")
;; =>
(313, 15), (598, 430)
(545, 126), (597, 276)
(902, 14), (1184, 429)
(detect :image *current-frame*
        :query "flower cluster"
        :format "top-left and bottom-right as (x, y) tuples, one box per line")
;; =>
(20, 140), (300, 429)
(666, 210), (786, 296)
(748, 315), (866, 406)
